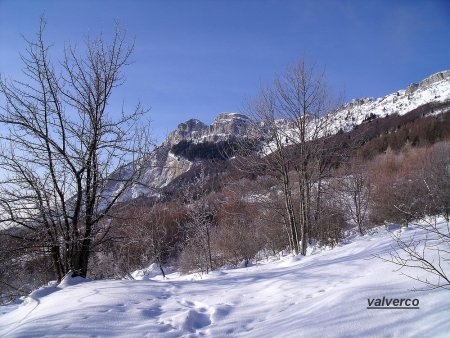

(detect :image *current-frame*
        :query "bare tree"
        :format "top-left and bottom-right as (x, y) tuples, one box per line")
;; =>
(381, 217), (450, 290)
(179, 166), (216, 274)
(276, 60), (336, 255)
(332, 160), (372, 235)
(213, 184), (265, 267)
(370, 146), (432, 227)
(0, 20), (150, 280)
(427, 141), (450, 222)
(241, 85), (300, 254)
(0, 233), (54, 304)
(309, 188), (346, 247)
(131, 203), (180, 279)
(237, 58), (337, 255)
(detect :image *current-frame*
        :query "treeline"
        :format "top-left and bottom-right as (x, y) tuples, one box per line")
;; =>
(87, 140), (450, 277)
(356, 108), (450, 158)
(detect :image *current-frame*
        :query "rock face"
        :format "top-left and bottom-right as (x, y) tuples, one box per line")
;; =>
(406, 83), (419, 95)
(165, 119), (208, 146)
(209, 113), (250, 140)
(111, 71), (450, 201)
(419, 70), (450, 89)
(406, 71), (450, 95)
(164, 113), (251, 146)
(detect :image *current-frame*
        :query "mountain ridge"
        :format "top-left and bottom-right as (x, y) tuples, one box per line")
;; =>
(114, 70), (450, 200)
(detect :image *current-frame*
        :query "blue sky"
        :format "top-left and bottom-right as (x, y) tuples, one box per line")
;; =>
(1, 0), (449, 141)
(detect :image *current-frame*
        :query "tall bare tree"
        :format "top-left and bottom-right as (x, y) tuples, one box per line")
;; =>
(242, 86), (300, 254)
(0, 20), (150, 280)
(179, 166), (216, 274)
(275, 60), (335, 255)
(238, 59), (336, 255)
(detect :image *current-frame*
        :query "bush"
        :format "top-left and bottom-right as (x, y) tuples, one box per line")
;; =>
(0, 233), (55, 304)
(214, 197), (264, 267)
(368, 142), (450, 225)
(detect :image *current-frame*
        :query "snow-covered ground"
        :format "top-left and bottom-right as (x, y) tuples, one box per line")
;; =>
(1, 221), (449, 337)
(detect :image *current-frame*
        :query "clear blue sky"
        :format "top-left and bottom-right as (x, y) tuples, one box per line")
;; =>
(1, 0), (449, 141)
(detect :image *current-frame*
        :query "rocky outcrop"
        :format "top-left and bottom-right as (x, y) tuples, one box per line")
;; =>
(419, 70), (450, 89)
(209, 113), (251, 139)
(406, 83), (419, 95)
(164, 112), (251, 146)
(165, 119), (208, 146)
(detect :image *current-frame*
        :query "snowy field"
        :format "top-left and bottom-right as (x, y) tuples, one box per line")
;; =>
(1, 221), (449, 337)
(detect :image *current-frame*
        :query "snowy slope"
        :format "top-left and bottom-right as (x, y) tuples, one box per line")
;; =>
(1, 220), (449, 337)
(325, 70), (450, 135)
(260, 70), (450, 155)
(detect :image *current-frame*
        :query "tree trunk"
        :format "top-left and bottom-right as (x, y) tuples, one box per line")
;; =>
(72, 237), (91, 278)
(158, 262), (166, 279)
(51, 245), (63, 282)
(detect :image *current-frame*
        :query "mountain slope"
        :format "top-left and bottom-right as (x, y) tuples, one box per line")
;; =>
(325, 70), (450, 135)
(113, 112), (252, 200)
(1, 220), (449, 337)
(109, 70), (450, 201)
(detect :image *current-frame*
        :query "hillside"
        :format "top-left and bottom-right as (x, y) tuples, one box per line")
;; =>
(1, 220), (449, 337)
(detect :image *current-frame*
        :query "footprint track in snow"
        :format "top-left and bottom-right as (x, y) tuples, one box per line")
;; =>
(139, 305), (162, 319)
(169, 299), (234, 334)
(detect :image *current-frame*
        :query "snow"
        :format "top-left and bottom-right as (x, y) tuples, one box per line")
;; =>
(132, 263), (172, 281)
(324, 70), (450, 135)
(1, 220), (450, 337)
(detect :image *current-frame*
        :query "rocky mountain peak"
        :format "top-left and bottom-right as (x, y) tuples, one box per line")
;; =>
(164, 112), (252, 146)
(209, 112), (251, 140)
(212, 112), (249, 123)
(165, 119), (208, 146)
